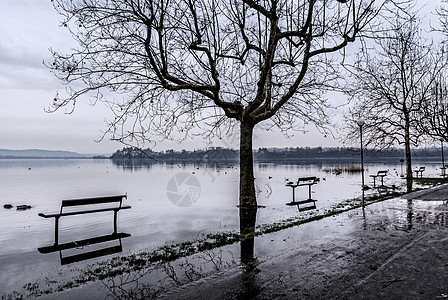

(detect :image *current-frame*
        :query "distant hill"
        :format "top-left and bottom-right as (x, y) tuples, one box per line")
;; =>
(0, 149), (89, 158)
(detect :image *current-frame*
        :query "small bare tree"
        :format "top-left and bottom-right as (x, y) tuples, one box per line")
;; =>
(48, 0), (407, 207)
(343, 15), (445, 189)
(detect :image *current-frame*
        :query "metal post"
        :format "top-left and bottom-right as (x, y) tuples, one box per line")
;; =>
(442, 139), (446, 177)
(114, 210), (118, 234)
(357, 118), (365, 190)
(54, 217), (60, 245)
(292, 186), (296, 203)
(400, 159), (404, 177)
(360, 127), (365, 188)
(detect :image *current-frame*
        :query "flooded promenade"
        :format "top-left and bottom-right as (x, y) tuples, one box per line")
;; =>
(41, 183), (448, 299)
(161, 184), (448, 300)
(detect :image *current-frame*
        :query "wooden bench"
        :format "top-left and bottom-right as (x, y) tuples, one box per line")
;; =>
(369, 170), (387, 187)
(414, 166), (425, 178)
(286, 176), (319, 211)
(38, 195), (131, 245)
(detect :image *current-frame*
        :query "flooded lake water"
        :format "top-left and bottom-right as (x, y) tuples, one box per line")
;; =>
(0, 158), (444, 296)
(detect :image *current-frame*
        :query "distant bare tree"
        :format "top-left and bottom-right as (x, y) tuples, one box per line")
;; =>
(48, 0), (408, 207)
(420, 72), (448, 142)
(343, 15), (445, 189)
(425, 1), (448, 143)
(438, 0), (448, 37)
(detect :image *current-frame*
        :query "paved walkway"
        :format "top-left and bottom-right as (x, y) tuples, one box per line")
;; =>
(45, 184), (448, 299)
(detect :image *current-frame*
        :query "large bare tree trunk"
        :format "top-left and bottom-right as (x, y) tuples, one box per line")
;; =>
(405, 141), (412, 178)
(239, 121), (257, 208)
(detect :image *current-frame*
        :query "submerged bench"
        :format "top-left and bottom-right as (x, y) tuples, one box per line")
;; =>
(286, 176), (319, 211)
(369, 170), (387, 187)
(441, 165), (447, 177)
(414, 166), (425, 178)
(38, 195), (131, 245)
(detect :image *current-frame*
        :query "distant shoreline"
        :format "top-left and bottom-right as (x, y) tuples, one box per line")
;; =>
(0, 155), (443, 163)
(0, 156), (102, 159)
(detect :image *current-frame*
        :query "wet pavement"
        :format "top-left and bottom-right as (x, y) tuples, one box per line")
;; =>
(40, 184), (448, 299)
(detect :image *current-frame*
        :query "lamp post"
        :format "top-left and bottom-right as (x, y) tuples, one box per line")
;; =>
(441, 139), (446, 177)
(400, 159), (404, 177)
(357, 117), (365, 190)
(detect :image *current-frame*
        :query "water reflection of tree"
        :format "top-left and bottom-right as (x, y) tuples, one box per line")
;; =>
(99, 203), (261, 298)
(102, 249), (237, 299)
(406, 200), (413, 231)
(238, 206), (261, 299)
(111, 158), (156, 171)
(239, 206), (257, 264)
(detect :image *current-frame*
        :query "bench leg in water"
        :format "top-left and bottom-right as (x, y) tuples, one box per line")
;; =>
(114, 210), (118, 234)
(54, 216), (60, 246)
(292, 186), (296, 203)
(286, 186), (300, 206)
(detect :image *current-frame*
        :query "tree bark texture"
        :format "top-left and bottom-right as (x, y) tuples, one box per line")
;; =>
(239, 121), (256, 208)
(404, 115), (413, 192)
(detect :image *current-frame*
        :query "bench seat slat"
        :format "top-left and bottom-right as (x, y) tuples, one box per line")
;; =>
(38, 205), (131, 218)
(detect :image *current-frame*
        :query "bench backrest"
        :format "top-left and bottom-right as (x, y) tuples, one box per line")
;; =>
(377, 170), (387, 176)
(60, 195), (127, 213)
(297, 176), (318, 184)
(419, 167), (425, 171)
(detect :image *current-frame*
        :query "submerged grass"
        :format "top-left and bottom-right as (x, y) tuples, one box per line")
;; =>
(414, 176), (448, 186)
(4, 177), (447, 299)
(322, 165), (364, 173)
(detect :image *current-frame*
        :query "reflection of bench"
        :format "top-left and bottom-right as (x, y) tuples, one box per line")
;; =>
(369, 170), (387, 187)
(286, 177), (319, 211)
(38, 195), (131, 245)
(38, 232), (131, 265)
(414, 167), (425, 178)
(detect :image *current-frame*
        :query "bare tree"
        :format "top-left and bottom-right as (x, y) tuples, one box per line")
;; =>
(48, 0), (406, 207)
(343, 15), (445, 189)
(438, 0), (448, 37)
(420, 72), (448, 142)
(423, 1), (448, 143)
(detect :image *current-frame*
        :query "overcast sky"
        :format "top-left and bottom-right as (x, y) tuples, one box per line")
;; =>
(0, 1), (441, 154)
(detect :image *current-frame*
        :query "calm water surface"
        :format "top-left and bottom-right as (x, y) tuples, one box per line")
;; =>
(0, 158), (443, 295)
